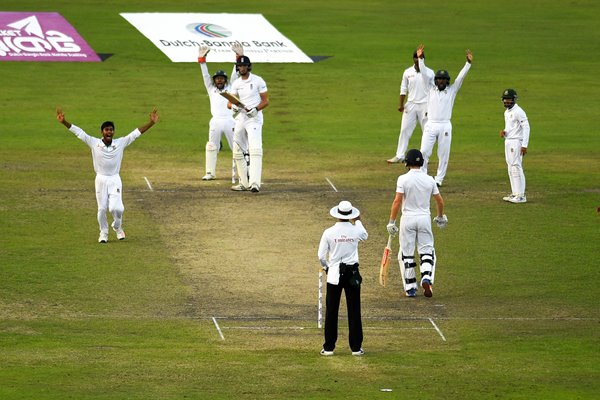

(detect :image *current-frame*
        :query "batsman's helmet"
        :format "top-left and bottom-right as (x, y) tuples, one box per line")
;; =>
(404, 149), (424, 167)
(236, 55), (252, 68)
(435, 69), (450, 81)
(501, 88), (518, 100)
(212, 70), (228, 82)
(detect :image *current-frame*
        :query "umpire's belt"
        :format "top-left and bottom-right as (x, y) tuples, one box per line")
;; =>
(339, 262), (359, 274)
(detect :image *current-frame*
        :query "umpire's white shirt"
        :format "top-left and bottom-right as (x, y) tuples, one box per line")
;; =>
(318, 221), (368, 285)
(69, 124), (141, 176)
(504, 104), (530, 147)
(397, 169), (439, 216)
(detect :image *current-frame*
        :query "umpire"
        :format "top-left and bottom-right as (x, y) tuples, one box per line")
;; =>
(318, 201), (368, 356)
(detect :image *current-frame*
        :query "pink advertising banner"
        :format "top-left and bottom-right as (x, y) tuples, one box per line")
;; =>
(0, 12), (101, 62)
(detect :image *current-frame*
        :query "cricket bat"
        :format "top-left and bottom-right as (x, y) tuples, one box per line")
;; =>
(318, 269), (324, 328)
(220, 91), (246, 109)
(379, 235), (393, 286)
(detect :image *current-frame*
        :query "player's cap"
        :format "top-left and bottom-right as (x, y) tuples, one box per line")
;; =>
(435, 69), (450, 81)
(213, 70), (228, 81)
(330, 201), (360, 220)
(502, 88), (518, 99)
(404, 149), (424, 167)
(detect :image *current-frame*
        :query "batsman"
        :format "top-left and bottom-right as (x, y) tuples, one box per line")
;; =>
(386, 149), (447, 298)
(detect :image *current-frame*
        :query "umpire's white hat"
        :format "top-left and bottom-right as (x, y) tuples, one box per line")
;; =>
(330, 200), (360, 220)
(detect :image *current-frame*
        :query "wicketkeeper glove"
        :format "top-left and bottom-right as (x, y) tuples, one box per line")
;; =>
(433, 214), (448, 229)
(231, 42), (244, 57)
(198, 44), (210, 61)
(386, 220), (399, 236)
(246, 107), (259, 118)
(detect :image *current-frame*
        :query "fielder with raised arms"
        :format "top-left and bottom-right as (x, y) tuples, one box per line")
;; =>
(197, 43), (243, 182)
(387, 149), (446, 298)
(56, 108), (159, 243)
(417, 43), (472, 187)
(228, 55), (269, 193)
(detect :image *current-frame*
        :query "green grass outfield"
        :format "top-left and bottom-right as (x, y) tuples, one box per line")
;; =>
(1, 0), (599, 399)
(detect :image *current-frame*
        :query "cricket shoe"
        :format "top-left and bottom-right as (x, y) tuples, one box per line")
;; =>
(422, 279), (433, 298)
(111, 222), (126, 240)
(202, 173), (216, 181)
(351, 348), (365, 356)
(406, 288), (417, 297)
(250, 183), (260, 193)
(503, 194), (516, 202)
(115, 228), (126, 240)
(320, 349), (334, 356)
(509, 195), (527, 204)
(386, 156), (404, 164)
(231, 184), (248, 191)
(98, 232), (108, 243)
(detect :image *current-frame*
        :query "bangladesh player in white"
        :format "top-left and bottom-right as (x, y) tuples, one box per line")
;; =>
(56, 108), (159, 243)
(387, 50), (434, 164)
(417, 44), (472, 187)
(197, 43), (242, 182)
(387, 149), (447, 298)
(228, 55), (269, 193)
(500, 89), (530, 203)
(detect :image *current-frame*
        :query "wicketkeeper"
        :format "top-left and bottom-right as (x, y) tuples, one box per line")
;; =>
(318, 201), (368, 356)
(387, 149), (446, 298)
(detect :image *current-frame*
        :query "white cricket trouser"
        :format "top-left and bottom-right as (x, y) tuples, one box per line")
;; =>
(95, 174), (124, 234)
(398, 215), (436, 290)
(205, 117), (235, 177)
(505, 138), (526, 195)
(395, 102), (428, 158)
(420, 121), (452, 185)
(233, 112), (263, 188)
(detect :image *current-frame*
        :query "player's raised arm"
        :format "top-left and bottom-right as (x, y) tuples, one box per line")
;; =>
(466, 48), (473, 64)
(56, 107), (72, 128)
(138, 107), (159, 134)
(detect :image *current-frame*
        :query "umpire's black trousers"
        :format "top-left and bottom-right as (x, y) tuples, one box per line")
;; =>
(323, 266), (363, 352)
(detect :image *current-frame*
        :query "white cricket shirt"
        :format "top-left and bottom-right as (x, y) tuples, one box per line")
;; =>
(200, 63), (239, 119)
(504, 103), (530, 148)
(400, 65), (434, 104)
(69, 124), (141, 176)
(396, 169), (439, 216)
(230, 72), (267, 110)
(419, 59), (471, 123)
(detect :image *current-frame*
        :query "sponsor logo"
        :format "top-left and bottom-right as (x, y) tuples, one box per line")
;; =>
(186, 23), (231, 38)
(0, 12), (100, 62)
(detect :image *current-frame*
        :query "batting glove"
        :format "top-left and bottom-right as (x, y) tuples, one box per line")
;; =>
(386, 221), (399, 236)
(433, 214), (448, 229)
(246, 107), (259, 118)
(198, 44), (210, 59)
(231, 42), (244, 57)
(231, 104), (241, 113)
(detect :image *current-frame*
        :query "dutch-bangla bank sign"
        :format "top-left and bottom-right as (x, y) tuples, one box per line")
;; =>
(0, 12), (100, 62)
(121, 13), (313, 63)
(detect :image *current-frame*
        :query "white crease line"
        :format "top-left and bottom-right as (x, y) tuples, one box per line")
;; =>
(212, 317), (225, 340)
(429, 318), (446, 342)
(144, 176), (154, 191)
(325, 177), (338, 192)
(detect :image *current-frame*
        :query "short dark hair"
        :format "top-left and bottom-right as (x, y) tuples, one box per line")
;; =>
(101, 121), (114, 131)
